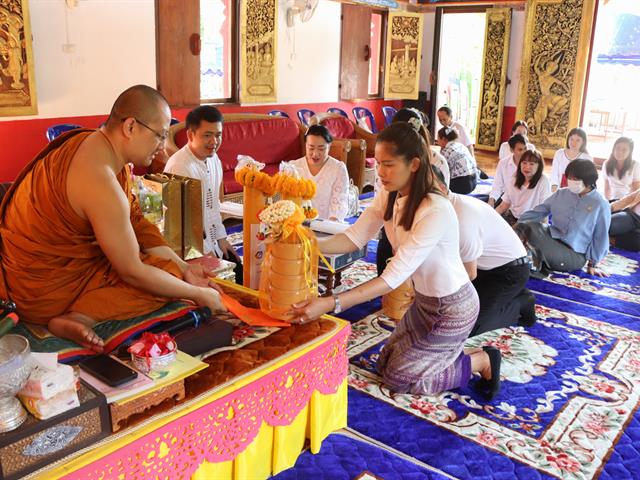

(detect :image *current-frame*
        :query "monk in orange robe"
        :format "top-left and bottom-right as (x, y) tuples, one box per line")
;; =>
(0, 85), (226, 351)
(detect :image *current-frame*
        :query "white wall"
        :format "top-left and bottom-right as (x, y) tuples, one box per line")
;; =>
(3, 0), (157, 121)
(505, 9), (525, 107)
(419, 12), (435, 96)
(275, 0), (341, 104)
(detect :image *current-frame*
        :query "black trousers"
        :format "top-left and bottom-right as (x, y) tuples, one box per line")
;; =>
(514, 222), (586, 272)
(469, 262), (534, 337)
(376, 229), (393, 276)
(610, 210), (640, 252)
(449, 174), (477, 195)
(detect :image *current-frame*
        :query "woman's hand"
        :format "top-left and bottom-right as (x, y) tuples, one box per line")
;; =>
(290, 296), (335, 324)
(587, 264), (609, 277)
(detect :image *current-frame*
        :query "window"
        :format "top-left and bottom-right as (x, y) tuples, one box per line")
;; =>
(368, 12), (385, 97)
(201, 0), (236, 102)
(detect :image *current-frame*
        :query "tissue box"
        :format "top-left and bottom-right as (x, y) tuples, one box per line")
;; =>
(19, 363), (75, 400)
(0, 382), (109, 480)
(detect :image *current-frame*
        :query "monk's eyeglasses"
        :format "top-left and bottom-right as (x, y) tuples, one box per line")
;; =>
(132, 118), (169, 143)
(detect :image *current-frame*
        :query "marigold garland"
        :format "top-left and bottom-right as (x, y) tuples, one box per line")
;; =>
(272, 172), (316, 200)
(235, 166), (276, 197)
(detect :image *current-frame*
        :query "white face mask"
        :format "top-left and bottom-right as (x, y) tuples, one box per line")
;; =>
(567, 179), (585, 195)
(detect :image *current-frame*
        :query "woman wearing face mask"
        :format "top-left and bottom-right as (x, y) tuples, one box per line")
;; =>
(292, 123), (502, 400)
(495, 150), (551, 225)
(603, 137), (640, 201)
(290, 125), (349, 221)
(549, 127), (592, 192)
(515, 159), (611, 277)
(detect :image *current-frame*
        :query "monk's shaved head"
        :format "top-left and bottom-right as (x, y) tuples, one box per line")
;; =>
(106, 85), (170, 128)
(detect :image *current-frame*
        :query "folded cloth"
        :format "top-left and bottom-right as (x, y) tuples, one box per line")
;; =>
(19, 362), (76, 400)
(19, 388), (80, 420)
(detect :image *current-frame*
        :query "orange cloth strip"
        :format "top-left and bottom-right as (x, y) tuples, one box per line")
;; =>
(219, 292), (290, 327)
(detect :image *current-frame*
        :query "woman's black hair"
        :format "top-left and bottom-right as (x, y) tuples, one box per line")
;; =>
(378, 123), (443, 231)
(565, 158), (598, 188)
(437, 126), (458, 142)
(392, 108), (431, 143)
(508, 133), (527, 150)
(604, 136), (635, 179)
(515, 149), (544, 190)
(565, 127), (588, 153)
(437, 106), (452, 117)
(511, 120), (529, 134)
(305, 124), (333, 144)
(186, 105), (223, 130)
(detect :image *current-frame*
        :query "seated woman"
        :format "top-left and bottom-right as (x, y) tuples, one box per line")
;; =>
(610, 188), (640, 251)
(498, 120), (535, 159)
(515, 159), (611, 276)
(495, 150), (551, 225)
(437, 127), (478, 195)
(603, 137), (640, 201)
(550, 127), (592, 192)
(290, 125), (349, 221)
(293, 123), (502, 400)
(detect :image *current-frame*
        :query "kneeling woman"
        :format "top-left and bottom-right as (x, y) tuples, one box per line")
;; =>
(293, 123), (501, 399)
(291, 125), (349, 221)
(610, 188), (640, 251)
(436, 127), (478, 194)
(515, 159), (611, 276)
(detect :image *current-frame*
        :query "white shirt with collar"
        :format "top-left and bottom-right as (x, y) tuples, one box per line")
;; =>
(345, 190), (469, 297)
(450, 193), (526, 271)
(490, 154), (518, 201)
(164, 145), (226, 257)
(550, 149), (593, 188)
(290, 156), (349, 221)
(502, 174), (552, 219)
(451, 121), (473, 147)
(498, 141), (535, 160)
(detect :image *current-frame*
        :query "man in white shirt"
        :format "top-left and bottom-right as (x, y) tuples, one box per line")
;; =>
(489, 134), (528, 207)
(164, 106), (242, 283)
(449, 190), (537, 336)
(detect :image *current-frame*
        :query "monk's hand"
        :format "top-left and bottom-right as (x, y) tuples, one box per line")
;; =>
(290, 297), (333, 324)
(195, 287), (227, 314)
(183, 264), (222, 292)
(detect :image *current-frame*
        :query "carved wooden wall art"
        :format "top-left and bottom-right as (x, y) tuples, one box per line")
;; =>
(384, 11), (423, 100)
(240, 0), (277, 103)
(0, 0), (37, 116)
(475, 7), (511, 151)
(516, 0), (596, 156)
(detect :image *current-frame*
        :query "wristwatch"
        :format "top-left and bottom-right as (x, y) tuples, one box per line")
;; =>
(332, 293), (342, 314)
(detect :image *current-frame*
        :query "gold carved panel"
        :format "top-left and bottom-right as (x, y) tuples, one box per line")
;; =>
(384, 12), (423, 100)
(476, 7), (511, 152)
(516, 0), (596, 156)
(240, 0), (277, 103)
(0, 0), (37, 116)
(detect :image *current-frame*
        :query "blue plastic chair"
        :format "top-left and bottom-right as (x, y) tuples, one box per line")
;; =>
(297, 109), (316, 127)
(46, 123), (82, 142)
(327, 107), (348, 118)
(352, 107), (377, 133)
(381, 106), (397, 127)
(268, 110), (289, 118)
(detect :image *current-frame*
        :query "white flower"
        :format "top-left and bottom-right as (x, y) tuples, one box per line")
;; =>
(258, 200), (296, 226)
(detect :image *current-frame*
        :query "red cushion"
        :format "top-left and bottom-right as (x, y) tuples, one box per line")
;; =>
(175, 128), (189, 149)
(321, 117), (356, 139)
(365, 157), (376, 168)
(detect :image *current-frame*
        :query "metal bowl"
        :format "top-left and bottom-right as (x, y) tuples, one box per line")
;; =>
(131, 349), (177, 375)
(0, 334), (32, 432)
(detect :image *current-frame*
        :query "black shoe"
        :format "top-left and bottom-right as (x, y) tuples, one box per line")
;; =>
(517, 289), (538, 327)
(472, 346), (502, 401)
(479, 169), (489, 180)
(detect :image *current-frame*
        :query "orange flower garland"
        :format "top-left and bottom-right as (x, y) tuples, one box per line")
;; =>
(235, 166), (276, 197)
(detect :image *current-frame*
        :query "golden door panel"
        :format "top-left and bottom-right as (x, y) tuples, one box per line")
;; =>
(240, 0), (277, 103)
(0, 0), (37, 116)
(516, 0), (596, 156)
(476, 8), (511, 152)
(384, 12), (423, 101)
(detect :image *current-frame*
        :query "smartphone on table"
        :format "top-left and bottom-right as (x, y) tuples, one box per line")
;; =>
(79, 355), (138, 387)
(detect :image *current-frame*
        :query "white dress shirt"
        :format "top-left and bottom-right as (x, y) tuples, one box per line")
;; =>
(490, 154), (518, 201)
(502, 174), (552, 219)
(602, 160), (640, 200)
(164, 145), (226, 257)
(498, 141), (535, 160)
(549, 149), (593, 188)
(450, 193), (526, 270)
(345, 190), (469, 297)
(290, 156), (349, 221)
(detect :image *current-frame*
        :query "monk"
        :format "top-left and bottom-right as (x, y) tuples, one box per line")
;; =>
(0, 85), (226, 352)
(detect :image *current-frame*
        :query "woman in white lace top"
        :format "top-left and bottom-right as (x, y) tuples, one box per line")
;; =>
(290, 125), (349, 221)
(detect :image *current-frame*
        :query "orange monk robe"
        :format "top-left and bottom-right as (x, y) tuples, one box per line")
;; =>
(0, 130), (183, 325)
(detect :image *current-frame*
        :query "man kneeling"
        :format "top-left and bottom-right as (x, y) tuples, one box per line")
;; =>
(0, 85), (226, 351)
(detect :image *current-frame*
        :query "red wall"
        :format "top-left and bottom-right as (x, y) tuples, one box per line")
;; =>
(0, 99), (402, 182)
